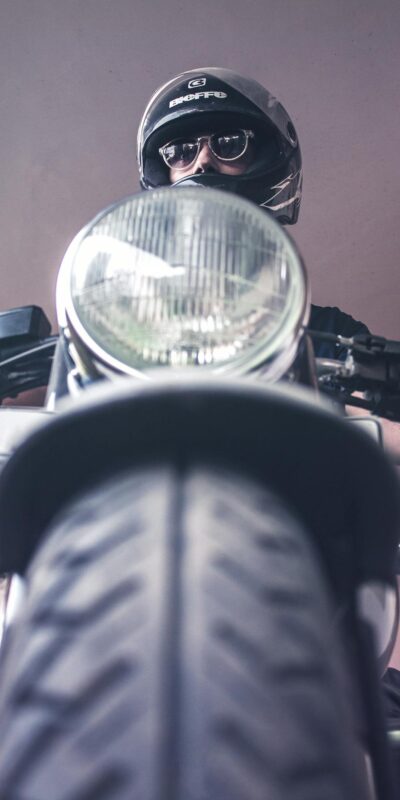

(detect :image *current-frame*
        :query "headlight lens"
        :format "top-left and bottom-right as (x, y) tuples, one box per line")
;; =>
(59, 187), (308, 377)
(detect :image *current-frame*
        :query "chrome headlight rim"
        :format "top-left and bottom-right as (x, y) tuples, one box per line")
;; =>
(57, 187), (310, 380)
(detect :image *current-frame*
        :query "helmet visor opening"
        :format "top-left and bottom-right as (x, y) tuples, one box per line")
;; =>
(146, 113), (286, 186)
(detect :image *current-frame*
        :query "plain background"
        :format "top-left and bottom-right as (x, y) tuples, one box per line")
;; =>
(0, 0), (399, 335)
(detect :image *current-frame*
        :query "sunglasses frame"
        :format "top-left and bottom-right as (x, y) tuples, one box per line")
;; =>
(159, 129), (255, 171)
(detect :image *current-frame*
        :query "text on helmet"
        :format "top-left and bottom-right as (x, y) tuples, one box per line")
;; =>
(169, 91), (228, 108)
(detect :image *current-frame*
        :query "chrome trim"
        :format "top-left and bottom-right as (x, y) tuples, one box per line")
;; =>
(56, 188), (309, 382)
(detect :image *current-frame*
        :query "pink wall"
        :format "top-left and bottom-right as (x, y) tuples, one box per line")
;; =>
(0, 0), (399, 336)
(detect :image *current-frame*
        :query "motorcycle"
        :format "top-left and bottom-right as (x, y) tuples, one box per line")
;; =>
(0, 186), (399, 799)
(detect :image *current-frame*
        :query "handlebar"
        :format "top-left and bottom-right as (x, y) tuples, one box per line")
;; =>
(308, 330), (400, 421)
(0, 337), (57, 402)
(1, 323), (400, 423)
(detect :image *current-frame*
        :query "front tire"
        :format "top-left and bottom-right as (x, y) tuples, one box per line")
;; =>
(0, 465), (368, 799)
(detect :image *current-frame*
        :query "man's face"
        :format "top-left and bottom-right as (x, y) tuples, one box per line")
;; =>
(159, 128), (255, 184)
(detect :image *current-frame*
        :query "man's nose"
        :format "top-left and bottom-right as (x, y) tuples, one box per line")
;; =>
(194, 141), (215, 172)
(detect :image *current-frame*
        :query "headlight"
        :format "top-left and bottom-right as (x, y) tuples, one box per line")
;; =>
(57, 187), (309, 379)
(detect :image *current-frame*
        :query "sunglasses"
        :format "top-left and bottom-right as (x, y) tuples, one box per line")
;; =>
(159, 129), (255, 171)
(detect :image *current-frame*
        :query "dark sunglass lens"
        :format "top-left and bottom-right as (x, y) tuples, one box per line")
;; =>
(211, 131), (247, 160)
(163, 141), (198, 169)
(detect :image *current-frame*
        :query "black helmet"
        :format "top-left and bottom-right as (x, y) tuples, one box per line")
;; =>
(137, 67), (302, 224)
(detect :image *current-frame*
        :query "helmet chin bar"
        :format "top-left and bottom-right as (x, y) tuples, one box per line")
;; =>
(169, 170), (301, 225)
(171, 172), (238, 191)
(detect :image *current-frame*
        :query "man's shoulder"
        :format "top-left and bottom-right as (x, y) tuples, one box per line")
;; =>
(310, 304), (370, 359)
(310, 304), (370, 337)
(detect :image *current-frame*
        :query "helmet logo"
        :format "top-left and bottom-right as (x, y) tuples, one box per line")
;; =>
(188, 78), (206, 88)
(169, 91), (227, 108)
(261, 170), (302, 211)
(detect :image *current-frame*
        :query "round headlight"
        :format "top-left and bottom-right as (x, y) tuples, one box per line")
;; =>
(57, 187), (309, 378)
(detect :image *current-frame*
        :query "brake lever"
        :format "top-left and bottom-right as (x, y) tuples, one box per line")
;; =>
(309, 330), (400, 422)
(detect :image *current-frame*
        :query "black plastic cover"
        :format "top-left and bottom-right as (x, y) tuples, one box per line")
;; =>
(0, 306), (51, 348)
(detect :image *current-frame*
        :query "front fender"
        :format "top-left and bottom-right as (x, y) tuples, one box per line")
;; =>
(0, 376), (398, 604)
